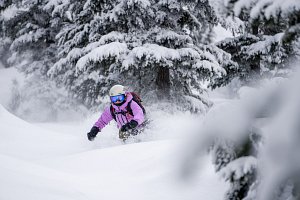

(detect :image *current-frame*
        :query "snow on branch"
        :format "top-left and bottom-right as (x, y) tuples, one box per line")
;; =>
(233, 0), (300, 20)
(155, 30), (193, 46)
(243, 33), (284, 58)
(193, 60), (226, 77)
(124, 44), (180, 65)
(48, 0), (71, 17)
(122, 43), (201, 69)
(98, 32), (125, 46)
(65, 48), (83, 63)
(126, 0), (151, 8)
(10, 29), (47, 50)
(254, 0), (300, 20)
(44, 0), (65, 11)
(0, 4), (29, 21)
(219, 156), (258, 181)
(76, 42), (128, 72)
(102, 0), (152, 23)
(233, 0), (258, 17)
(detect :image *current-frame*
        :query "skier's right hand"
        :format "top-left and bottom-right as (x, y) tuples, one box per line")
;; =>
(87, 126), (100, 141)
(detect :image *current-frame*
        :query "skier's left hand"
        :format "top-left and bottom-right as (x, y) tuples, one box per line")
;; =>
(129, 120), (138, 129)
(121, 124), (130, 132)
(120, 120), (138, 132)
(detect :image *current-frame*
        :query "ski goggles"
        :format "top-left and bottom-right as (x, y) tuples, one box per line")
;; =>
(110, 94), (126, 103)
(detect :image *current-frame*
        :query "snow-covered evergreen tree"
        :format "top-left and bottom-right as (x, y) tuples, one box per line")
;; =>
(214, 133), (260, 200)
(3, 0), (56, 73)
(253, 72), (300, 200)
(45, 0), (111, 106)
(179, 74), (300, 200)
(214, 0), (300, 86)
(0, 0), (58, 80)
(0, 0), (16, 68)
(0, 0), (85, 121)
(204, 96), (263, 200)
(48, 0), (236, 111)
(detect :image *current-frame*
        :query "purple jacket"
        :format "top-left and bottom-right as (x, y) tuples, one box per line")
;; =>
(94, 92), (145, 130)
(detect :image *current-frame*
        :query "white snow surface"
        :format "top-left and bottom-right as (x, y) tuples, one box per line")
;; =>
(0, 103), (228, 200)
(0, 68), (228, 200)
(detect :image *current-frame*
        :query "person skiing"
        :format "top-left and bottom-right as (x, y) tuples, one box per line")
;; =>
(87, 84), (146, 141)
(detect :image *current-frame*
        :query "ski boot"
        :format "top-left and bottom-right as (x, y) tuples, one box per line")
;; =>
(119, 129), (131, 141)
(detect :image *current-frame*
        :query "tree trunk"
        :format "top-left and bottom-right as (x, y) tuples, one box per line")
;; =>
(251, 21), (260, 83)
(251, 19), (259, 35)
(156, 66), (171, 99)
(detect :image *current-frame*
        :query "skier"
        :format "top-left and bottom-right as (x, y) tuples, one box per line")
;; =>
(87, 84), (146, 141)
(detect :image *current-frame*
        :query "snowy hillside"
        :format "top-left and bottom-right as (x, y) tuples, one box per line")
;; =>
(0, 104), (227, 200)
(1, 0), (298, 198)
(0, 105), (88, 159)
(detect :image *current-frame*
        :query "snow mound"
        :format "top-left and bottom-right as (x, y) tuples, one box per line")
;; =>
(0, 102), (229, 200)
(0, 154), (86, 200)
(0, 104), (88, 160)
(0, 104), (228, 200)
(37, 140), (227, 200)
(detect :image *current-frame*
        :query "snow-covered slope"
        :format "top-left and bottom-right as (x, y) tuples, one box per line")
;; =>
(0, 64), (228, 200)
(0, 154), (86, 200)
(38, 141), (227, 200)
(0, 104), (227, 200)
(0, 105), (88, 160)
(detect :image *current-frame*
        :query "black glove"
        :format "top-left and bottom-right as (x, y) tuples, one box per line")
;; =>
(121, 123), (130, 132)
(87, 126), (100, 141)
(129, 120), (138, 129)
(120, 120), (138, 132)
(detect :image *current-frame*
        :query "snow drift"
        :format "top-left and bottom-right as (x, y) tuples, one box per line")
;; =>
(0, 104), (227, 200)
